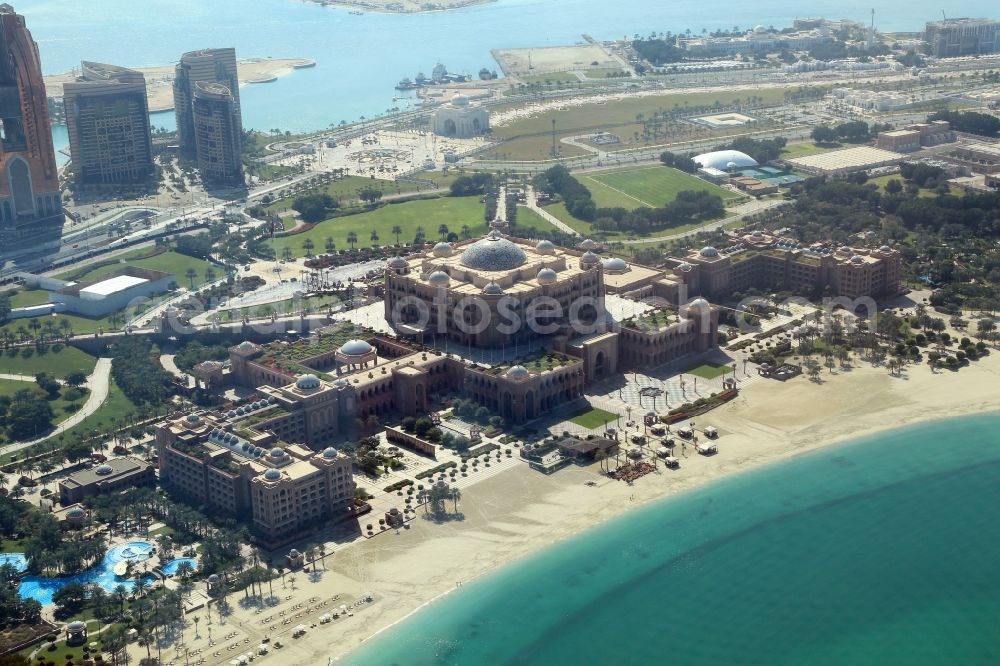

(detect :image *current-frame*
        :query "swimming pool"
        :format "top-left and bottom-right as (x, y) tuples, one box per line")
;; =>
(18, 541), (157, 606)
(0, 553), (27, 573)
(161, 557), (198, 576)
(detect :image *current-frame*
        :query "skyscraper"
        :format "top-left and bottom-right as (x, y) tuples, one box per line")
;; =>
(64, 61), (154, 186)
(173, 48), (241, 160)
(0, 4), (62, 250)
(191, 81), (243, 185)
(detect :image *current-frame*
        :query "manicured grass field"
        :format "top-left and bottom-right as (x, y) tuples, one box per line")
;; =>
(56, 249), (218, 289)
(584, 68), (627, 79)
(780, 141), (843, 160)
(0, 345), (97, 376)
(510, 206), (559, 235)
(570, 407), (619, 429)
(584, 166), (740, 208)
(0, 310), (128, 337)
(267, 195), (487, 259)
(685, 362), (733, 380)
(57, 378), (142, 443)
(867, 174), (959, 198)
(520, 72), (579, 84)
(2, 288), (49, 309)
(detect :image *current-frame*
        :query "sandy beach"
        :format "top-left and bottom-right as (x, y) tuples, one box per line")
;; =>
(303, 0), (495, 13)
(44, 57), (315, 113)
(184, 347), (1000, 665)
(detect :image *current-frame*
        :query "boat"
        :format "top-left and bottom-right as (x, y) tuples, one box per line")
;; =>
(395, 78), (419, 91)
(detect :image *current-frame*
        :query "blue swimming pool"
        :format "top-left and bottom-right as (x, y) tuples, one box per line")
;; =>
(18, 541), (157, 606)
(0, 553), (27, 572)
(161, 557), (198, 576)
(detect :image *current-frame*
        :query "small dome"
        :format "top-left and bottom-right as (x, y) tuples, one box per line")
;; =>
(601, 257), (629, 273)
(323, 447), (338, 458)
(505, 365), (530, 379)
(851, 255), (864, 264)
(237, 341), (256, 350)
(752, 230), (763, 238)
(296, 374), (321, 390)
(879, 245), (891, 253)
(388, 256), (408, 269)
(432, 242), (453, 257)
(482, 281), (504, 295)
(95, 464), (113, 476)
(339, 339), (374, 356)
(536, 268), (557, 285)
(270, 447), (285, 458)
(452, 94), (469, 106)
(289, 549), (301, 558)
(535, 239), (556, 254)
(333, 378), (349, 387)
(839, 245), (851, 253)
(699, 246), (719, 258)
(226, 410), (236, 418)
(185, 413), (200, 423)
(677, 262), (692, 271)
(578, 238), (598, 250)
(428, 270), (450, 287)
(264, 468), (281, 481)
(686, 298), (711, 314)
(208, 574), (220, 583)
(67, 621), (86, 632)
(67, 507), (85, 518)
(580, 251), (599, 265)
(267, 396), (277, 404)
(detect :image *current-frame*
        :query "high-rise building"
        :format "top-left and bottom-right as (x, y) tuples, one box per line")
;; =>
(0, 4), (62, 250)
(191, 81), (243, 185)
(63, 61), (154, 186)
(173, 48), (240, 159)
(924, 18), (1000, 57)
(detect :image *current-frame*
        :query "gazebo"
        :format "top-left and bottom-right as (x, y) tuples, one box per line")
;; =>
(335, 339), (377, 373)
(66, 620), (88, 645)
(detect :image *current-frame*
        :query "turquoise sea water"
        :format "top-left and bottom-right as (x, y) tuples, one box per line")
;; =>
(346, 413), (1000, 665)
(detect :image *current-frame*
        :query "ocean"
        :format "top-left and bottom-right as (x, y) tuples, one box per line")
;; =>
(344, 413), (1000, 665)
(20, 0), (1000, 159)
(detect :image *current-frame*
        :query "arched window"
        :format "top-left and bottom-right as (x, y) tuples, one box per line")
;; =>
(8, 158), (34, 216)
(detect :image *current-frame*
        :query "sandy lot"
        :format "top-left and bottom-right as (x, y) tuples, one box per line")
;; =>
(493, 44), (620, 77)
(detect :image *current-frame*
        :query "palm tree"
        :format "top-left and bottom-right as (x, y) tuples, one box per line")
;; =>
(347, 232), (358, 250)
(325, 237), (335, 254)
(451, 487), (461, 513)
(391, 225), (402, 245)
(302, 238), (315, 256)
(184, 268), (198, 288)
(461, 224), (471, 239)
(370, 230), (379, 245)
(193, 615), (201, 638)
(438, 224), (449, 240)
(318, 544), (327, 570)
(204, 267), (216, 283)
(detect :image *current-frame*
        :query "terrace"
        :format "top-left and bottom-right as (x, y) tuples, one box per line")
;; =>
(621, 307), (678, 332)
(488, 351), (579, 375)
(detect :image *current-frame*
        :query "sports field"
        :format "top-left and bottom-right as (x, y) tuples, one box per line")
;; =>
(583, 166), (740, 209)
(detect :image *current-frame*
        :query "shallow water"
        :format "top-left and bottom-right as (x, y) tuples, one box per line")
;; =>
(346, 413), (1000, 665)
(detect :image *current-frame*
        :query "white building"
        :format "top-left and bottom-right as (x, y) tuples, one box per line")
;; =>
(432, 95), (489, 138)
(50, 267), (174, 317)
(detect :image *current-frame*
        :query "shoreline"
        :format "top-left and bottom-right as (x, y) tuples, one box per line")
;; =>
(309, 352), (1000, 661)
(43, 57), (315, 114)
(302, 0), (496, 13)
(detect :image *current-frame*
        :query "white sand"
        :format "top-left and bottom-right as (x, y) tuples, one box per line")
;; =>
(186, 349), (1000, 665)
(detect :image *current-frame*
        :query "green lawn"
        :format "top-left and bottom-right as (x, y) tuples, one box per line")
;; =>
(56, 250), (218, 290)
(685, 362), (733, 380)
(0, 378), (89, 443)
(0, 345), (97, 377)
(584, 166), (740, 209)
(2, 288), (49, 309)
(520, 72), (579, 84)
(543, 199), (731, 245)
(867, 174), (958, 198)
(570, 407), (619, 429)
(583, 68), (627, 79)
(55, 378), (143, 444)
(509, 206), (559, 235)
(267, 196), (487, 258)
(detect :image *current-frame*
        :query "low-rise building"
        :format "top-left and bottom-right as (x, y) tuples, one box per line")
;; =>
(49, 267), (174, 317)
(432, 94), (489, 138)
(58, 457), (155, 505)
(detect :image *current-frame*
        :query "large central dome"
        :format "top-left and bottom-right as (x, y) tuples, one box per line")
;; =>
(460, 230), (527, 271)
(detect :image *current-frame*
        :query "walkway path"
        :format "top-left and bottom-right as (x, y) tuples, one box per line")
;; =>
(1, 357), (113, 454)
(524, 186), (579, 236)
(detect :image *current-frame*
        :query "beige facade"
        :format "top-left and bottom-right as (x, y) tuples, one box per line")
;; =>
(191, 81), (243, 185)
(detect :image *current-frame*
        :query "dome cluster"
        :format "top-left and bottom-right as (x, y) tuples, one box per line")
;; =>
(460, 231), (527, 271)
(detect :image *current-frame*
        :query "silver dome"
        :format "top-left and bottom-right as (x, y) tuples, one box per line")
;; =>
(536, 268), (557, 285)
(428, 270), (450, 287)
(699, 246), (719, 258)
(578, 238), (598, 250)
(460, 231), (527, 271)
(323, 447), (339, 458)
(270, 447), (285, 458)
(339, 339), (374, 356)
(296, 374), (321, 390)
(432, 242), (453, 257)
(506, 365), (530, 379)
(264, 468), (281, 481)
(851, 255), (864, 264)
(388, 256), (408, 268)
(686, 298), (711, 314)
(601, 257), (628, 273)
(581, 251), (599, 265)
(535, 239), (556, 255)
(482, 281), (504, 295)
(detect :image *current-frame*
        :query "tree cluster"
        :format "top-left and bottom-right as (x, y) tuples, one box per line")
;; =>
(534, 165), (596, 220)
(659, 151), (698, 173)
(632, 37), (685, 65)
(449, 173), (494, 196)
(291, 193), (339, 223)
(110, 337), (174, 405)
(929, 110), (1000, 138)
(715, 136), (787, 163)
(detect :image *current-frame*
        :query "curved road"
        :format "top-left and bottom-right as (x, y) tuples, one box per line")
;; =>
(0, 357), (113, 454)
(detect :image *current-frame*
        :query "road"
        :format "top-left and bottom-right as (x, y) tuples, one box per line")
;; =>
(1, 357), (113, 454)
